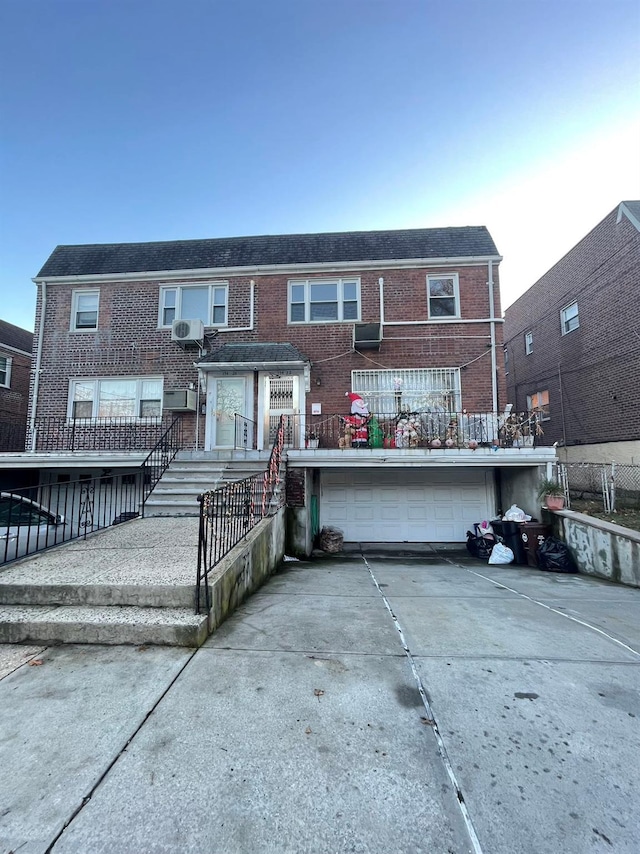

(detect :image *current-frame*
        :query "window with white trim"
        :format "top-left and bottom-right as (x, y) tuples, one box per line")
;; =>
(0, 355), (11, 388)
(527, 389), (550, 420)
(561, 301), (579, 335)
(351, 368), (461, 414)
(288, 278), (360, 323)
(71, 289), (99, 331)
(427, 274), (460, 319)
(525, 331), (533, 354)
(68, 377), (163, 419)
(159, 284), (228, 327)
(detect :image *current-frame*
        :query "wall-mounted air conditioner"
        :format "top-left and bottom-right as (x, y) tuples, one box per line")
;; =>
(171, 318), (205, 344)
(353, 322), (382, 351)
(163, 389), (197, 411)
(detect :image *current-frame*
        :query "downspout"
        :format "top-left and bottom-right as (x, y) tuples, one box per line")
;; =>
(29, 280), (46, 452)
(378, 277), (385, 330)
(487, 261), (498, 414)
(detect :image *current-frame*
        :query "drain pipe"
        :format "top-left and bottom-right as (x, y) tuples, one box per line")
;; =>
(29, 280), (46, 452)
(487, 261), (498, 414)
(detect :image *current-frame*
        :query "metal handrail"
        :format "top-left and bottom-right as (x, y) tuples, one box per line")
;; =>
(196, 416), (286, 613)
(140, 417), (184, 512)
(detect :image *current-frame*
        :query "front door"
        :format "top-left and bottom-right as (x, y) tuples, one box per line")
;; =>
(206, 376), (250, 450)
(264, 375), (300, 447)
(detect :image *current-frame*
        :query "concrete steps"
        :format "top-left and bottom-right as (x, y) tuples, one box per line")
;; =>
(144, 455), (271, 517)
(0, 517), (207, 647)
(0, 604), (207, 647)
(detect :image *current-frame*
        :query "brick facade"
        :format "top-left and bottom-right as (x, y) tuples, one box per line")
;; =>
(0, 321), (33, 451)
(29, 229), (507, 451)
(504, 204), (640, 448)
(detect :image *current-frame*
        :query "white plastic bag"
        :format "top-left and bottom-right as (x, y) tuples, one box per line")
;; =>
(503, 504), (531, 522)
(488, 542), (514, 564)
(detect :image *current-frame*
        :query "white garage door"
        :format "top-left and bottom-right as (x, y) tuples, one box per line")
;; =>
(321, 468), (494, 542)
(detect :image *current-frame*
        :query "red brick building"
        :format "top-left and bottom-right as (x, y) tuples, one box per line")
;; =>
(0, 320), (33, 452)
(20, 226), (554, 545)
(504, 202), (640, 465)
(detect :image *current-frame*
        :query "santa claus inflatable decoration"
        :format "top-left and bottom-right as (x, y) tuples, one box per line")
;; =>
(344, 392), (370, 448)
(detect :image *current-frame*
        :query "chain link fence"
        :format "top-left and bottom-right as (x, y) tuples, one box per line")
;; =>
(558, 462), (640, 512)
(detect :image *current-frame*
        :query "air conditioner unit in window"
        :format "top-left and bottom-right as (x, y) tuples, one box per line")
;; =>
(353, 322), (382, 351)
(171, 318), (205, 344)
(163, 389), (197, 411)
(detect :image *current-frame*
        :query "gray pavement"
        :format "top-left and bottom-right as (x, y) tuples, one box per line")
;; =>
(1, 550), (639, 853)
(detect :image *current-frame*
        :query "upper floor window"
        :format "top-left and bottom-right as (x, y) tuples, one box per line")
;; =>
(561, 301), (579, 335)
(0, 355), (11, 388)
(504, 347), (509, 374)
(71, 289), (99, 331)
(527, 389), (550, 420)
(288, 278), (360, 323)
(160, 284), (228, 328)
(525, 331), (533, 354)
(427, 274), (460, 319)
(69, 377), (163, 419)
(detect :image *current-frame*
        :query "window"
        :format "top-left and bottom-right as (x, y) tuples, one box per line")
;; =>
(160, 284), (228, 327)
(427, 274), (460, 319)
(351, 368), (461, 413)
(561, 301), (579, 334)
(71, 290), (99, 331)
(288, 278), (360, 323)
(525, 331), (533, 355)
(527, 390), (550, 420)
(504, 347), (509, 375)
(0, 355), (11, 387)
(69, 377), (163, 419)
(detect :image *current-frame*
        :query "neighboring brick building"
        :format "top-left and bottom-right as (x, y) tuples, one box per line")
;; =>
(18, 225), (555, 544)
(0, 319), (33, 452)
(504, 201), (640, 464)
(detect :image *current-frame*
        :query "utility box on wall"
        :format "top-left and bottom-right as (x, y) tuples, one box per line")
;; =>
(163, 389), (197, 411)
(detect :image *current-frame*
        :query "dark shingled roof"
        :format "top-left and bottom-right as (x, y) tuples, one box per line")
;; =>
(36, 226), (499, 278)
(199, 343), (309, 364)
(0, 319), (33, 355)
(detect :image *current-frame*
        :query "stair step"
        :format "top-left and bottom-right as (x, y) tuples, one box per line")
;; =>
(0, 582), (194, 609)
(0, 604), (208, 647)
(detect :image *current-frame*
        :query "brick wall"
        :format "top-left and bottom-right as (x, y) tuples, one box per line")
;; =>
(1, 346), (32, 451)
(504, 206), (640, 446)
(30, 260), (505, 447)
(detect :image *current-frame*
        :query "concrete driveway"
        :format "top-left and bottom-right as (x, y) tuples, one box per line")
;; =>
(1, 548), (639, 853)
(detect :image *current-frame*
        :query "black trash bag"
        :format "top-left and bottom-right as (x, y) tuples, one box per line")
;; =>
(466, 530), (495, 560)
(537, 536), (578, 573)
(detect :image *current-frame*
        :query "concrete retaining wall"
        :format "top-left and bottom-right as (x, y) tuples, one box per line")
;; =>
(552, 510), (640, 588)
(206, 508), (286, 634)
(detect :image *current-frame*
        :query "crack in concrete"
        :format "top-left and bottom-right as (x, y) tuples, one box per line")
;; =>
(362, 554), (484, 854)
(44, 646), (200, 853)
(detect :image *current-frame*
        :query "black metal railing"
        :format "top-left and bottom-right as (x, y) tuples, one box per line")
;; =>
(30, 416), (174, 452)
(141, 417), (184, 511)
(1, 471), (145, 565)
(284, 409), (544, 450)
(196, 416), (286, 613)
(0, 418), (186, 565)
(234, 414), (256, 450)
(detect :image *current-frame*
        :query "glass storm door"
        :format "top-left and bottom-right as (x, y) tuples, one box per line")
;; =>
(211, 377), (247, 448)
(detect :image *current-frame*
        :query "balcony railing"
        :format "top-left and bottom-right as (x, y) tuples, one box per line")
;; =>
(292, 410), (544, 450)
(29, 416), (176, 452)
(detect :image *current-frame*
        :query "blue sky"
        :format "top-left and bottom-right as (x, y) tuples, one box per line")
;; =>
(1, 0), (639, 332)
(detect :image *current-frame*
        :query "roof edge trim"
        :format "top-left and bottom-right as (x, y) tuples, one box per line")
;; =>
(33, 255), (503, 284)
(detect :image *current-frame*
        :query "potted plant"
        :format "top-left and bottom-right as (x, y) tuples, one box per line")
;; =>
(537, 477), (565, 510)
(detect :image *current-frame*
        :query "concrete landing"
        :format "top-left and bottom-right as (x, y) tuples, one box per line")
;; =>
(0, 518), (204, 646)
